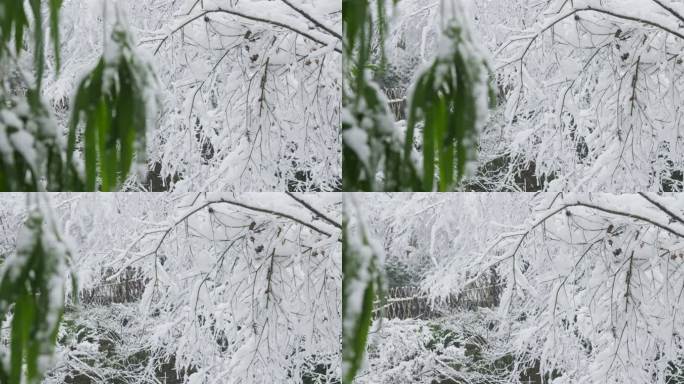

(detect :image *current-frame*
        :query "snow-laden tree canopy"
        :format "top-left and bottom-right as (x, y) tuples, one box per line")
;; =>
(0, 192), (341, 383)
(379, 0), (684, 192)
(355, 193), (684, 383)
(3, 0), (341, 191)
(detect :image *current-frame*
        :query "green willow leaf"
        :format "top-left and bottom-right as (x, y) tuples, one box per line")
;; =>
(12, 3), (28, 54)
(347, 283), (374, 383)
(342, 196), (384, 384)
(49, 0), (63, 71)
(435, 97), (451, 190)
(10, 295), (30, 383)
(28, 0), (45, 89)
(422, 104), (435, 191)
(117, 61), (137, 181)
(96, 97), (113, 191)
(83, 94), (97, 190)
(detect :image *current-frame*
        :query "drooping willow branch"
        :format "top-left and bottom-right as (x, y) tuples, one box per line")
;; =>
(107, 195), (341, 309)
(503, 201), (684, 261)
(112, 196), (340, 278)
(209, 198), (340, 239)
(509, 6), (684, 62)
(459, 198), (684, 291)
(498, 5), (684, 117)
(154, 7), (342, 55)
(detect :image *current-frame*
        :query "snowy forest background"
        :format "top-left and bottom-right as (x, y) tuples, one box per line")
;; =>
(359, 0), (684, 192)
(0, 193), (341, 383)
(350, 193), (684, 383)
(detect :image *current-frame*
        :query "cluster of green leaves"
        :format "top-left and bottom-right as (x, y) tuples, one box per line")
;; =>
(0, 195), (76, 384)
(342, 0), (494, 191)
(341, 196), (384, 384)
(0, 1), (154, 192)
(0, 0), (63, 87)
(342, 0), (422, 191)
(67, 24), (155, 191)
(0, 1), (78, 191)
(405, 20), (496, 191)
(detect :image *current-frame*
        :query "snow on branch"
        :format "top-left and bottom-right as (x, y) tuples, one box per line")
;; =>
(154, 6), (342, 55)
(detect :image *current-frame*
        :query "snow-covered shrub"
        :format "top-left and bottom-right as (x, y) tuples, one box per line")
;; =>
(359, 313), (514, 384)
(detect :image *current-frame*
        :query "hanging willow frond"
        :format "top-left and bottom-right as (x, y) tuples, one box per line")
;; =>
(342, 0), (495, 191)
(0, 0), (63, 87)
(0, 2), (156, 192)
(342, 0), (421, 191)
(404, 4), (495, 191)
(341, 195), (384, 384)
(67, 24), (156, 191)
(0, 194), (76, 384)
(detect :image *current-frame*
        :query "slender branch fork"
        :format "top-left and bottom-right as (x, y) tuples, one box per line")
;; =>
(285, 192), (341, 229)
(651, 0), (684, 25)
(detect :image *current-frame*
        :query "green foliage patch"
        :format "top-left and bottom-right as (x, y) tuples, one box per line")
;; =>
(0, 0), (63, 87)
(0, 196), (76, 383)
(341, 197), (384, 384)
(342, 0), (495, 191)
(67, 25), (155, 191)
(0, 2), (155, 192)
